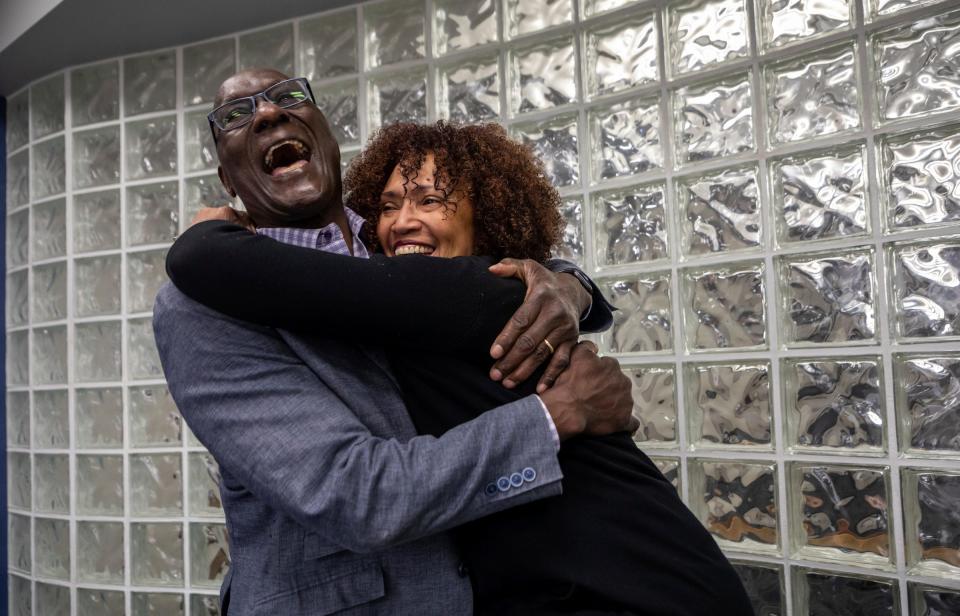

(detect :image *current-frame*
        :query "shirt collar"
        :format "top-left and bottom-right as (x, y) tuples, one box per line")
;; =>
(257, 207), (369, 257)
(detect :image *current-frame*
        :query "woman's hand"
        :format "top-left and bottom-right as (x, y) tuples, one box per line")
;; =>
(191, 206), (256, 232)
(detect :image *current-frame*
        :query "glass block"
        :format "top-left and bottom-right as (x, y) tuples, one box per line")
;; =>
(623, 364), (677, 445)
(779, 248), (877, 346)
(35, 525), (71, 583)
(772, 145), (869, 243)
(127, 181), (179, 246)
(731, 561), (784, 616)
(794, 568), (898, 615)
(509, 37), (576, 115)
(125, 115), (178, 180)
(651, 457), (681, 492)
(183, 174), (233, 225)
(131, 454), (183, 516)
(76, 454), (124, 515)
(74, 189), (122, 253)
(365, 0), (426, 67)
(33, 325), (67, 384)
(553, 197), (583, 265)
(594, 183), (668, 267)
(75, 321), (122, 382)
(8, 451), (31, 509)
(130, 385), (182, 447)
(585, 15), (658, 98)
(505, 0), (572, 37)
(76, 256), (122, 317)
(874, 13), (960, 123)
(7, 270), (28, 327)
(7, 208), (29, 267)
(183, 109), (217, 173)
(72, 61), (120, 126)
(888, 239), (960, 341)
(76, 388), (124, 448)
(7, 330), (30, 386)
(676, 74), (754, 164)
(33, 390), (68, 449)
(10, 574), (31, 616)
(78, 588), (126, 616)
(300, 9), (357, 79)
(239, 23), (294, 75)
(878, 125), (960, 231)
(77, 521), (124, 583)
(589, 97), (662, 181)
(678, 167), (760, 256)
(368, 70), (428, 130)
(190, 523), (231, 588)
(7, 391), (30, 446)
(133, 593), (185, 616)
(34, 454), (69, 513)
(124, 50), (177, 115)
(669, 0), (749, 75)
(682, 262), (767, 351)
(183, 38), (236, 106)
(191, 594), (222, 616)
(435, 0), (498, 54)
(760, 0), (851, 49)
(188, 452), (223, 516)
(7, 149), (30, 209)
(783, 357), (885, 453)
(909, 583), (960, 616)
(685, 361), (772, 449)
(601, 274), (673, 353)
(131, 522), (184, 587)
(32, 261), (67, 322)
(439, 54), (500, 123)
(9, 513), (31, 573)
(30, 73), (64, 139)
(903, 468), (960, 577)
(767, 45), (861, 144)
(129, 317), (164, 379)
(7, 89), (29, 150)
(314, 82), (360, 146)
(73, 125), (121, 189)
(35, 581), (69, 615)
(689, 460), (779, 552)
(896, 353), (960, 455)
(870, 0), (943, 18)
(33, 197), (67, 259)
(32, 136), (66, 199)
(512, 114), (579, 187)
(128, 249), (169, 313)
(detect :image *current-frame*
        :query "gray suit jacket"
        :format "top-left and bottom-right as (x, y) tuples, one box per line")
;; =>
(153, 283), (564, 615)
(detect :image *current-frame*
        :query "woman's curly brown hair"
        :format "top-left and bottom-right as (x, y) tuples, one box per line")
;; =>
(344, 121), (562, 262)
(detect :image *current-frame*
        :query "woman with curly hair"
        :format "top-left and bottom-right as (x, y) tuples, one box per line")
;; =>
(167, 122), (751, 615)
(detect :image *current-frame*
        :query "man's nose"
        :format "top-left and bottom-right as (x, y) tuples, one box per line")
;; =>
(252, 97), (290, 132)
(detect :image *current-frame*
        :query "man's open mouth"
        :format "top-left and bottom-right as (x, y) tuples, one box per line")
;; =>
(263, 139), (312, 176)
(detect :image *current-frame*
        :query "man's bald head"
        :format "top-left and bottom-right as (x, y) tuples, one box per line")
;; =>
(213, 67), (291, 109)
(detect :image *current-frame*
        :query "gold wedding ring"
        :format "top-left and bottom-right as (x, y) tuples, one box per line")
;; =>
(543, 338), (555, 354)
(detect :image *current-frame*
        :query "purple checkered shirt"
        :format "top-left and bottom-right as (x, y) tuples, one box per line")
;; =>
(258, 207), (369, 258)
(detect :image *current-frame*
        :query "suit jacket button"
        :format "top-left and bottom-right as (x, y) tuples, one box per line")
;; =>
(522, 467), (537, 482)
(496, 476), (511, 492)
(484, 483), (498, 496)
(509, 472), (524, 487)
(457, 562), (469, 578)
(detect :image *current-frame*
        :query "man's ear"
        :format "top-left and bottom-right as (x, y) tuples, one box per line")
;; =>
(218, 165), (237, 198)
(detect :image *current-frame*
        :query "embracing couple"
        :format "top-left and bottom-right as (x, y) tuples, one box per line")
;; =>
(154, 69), (753, 616)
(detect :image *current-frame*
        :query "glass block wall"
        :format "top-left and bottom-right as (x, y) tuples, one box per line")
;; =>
(5, 0), (960, 613)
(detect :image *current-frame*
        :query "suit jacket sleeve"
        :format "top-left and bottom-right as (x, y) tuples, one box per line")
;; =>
(153, 283), (563, 553)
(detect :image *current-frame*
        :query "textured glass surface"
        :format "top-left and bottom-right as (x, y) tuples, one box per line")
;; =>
(7, 392), (29, 446)
(32, 197), (66, 260)
(300, 10), (357, 79)
(34, 454), (70, 513)
(601, 274), (673, 353)
(33, 325), (67, 384)
(32, 261), (66, 322)
(691, 461), (779, 551)
(32, 136), (66, 199)
(131, 454), (183, 515)
(369, 71), (428, 129)
(554, 197), (583, 265)
(75, 255), (121, 316)
(79, 589), (126, 616)
(7, 149), (30, 209)
(796, 569), (897, 615)
(9, 513), (31, 573)
(33, 390), (68, 448)
(678, 167), (760, 255)
(75, 321), (122, 382)
(124, 50), (176, 116)
(130, 385), (182, 447)
(192, 594), (222, 616)
(731, 562), (783, 616)
(77, 521), (124, 583)
(7, 271), (28, 328)
(71, 61), (119, 126)
(623, 365), (677, 444)
(879, 126), (960, 230)
(7, 209), (29, 270)
(314, 82), (360, 146)
(10, 574), (31, 616)
(35, 582), (69, 616)
(129, 317), (164, 379)
(909, 583), (960, 616)
(184, 109), (218, 173)
(73, 125), (121, 189)
(875, 13), (960, 122)
(683, 262), (767, 350)
(7, 331), (29, 387)
(773, 145), (868, 243)
(190, 523), (231, 588)
(761, 0), (850, 49)
(779, 249), (877, 345)
(895, 354), (960, 455)
(669, 0), (749, 75)
(585, 16), (658, 98)
(590, 98), (662, 181)
(903, 469), (960, 576)
(676, 74), (754, 163)
(440, 54), (500, 123)
(505, 0), (572, 37)
(871, 0), (944, 18)
(510, 37), (576, 114)
(128, 182), (179, 246)
(239, 24), (294, 76)
(651, 457), (681, 492)
(132, 523), (185, 586)
(125, 116), (178, 181)
(7, 89), (29, 150)
(184, 175), (234, 225)
(8, 451), (31, 509)
(30, 74), (65, 139)
(76, 388), (124, 448)
(767, 46), (860, 144)
(686, 362), (772, 448)
(888, 239), (960, 341)
(74, 189), (122, 253)
(189, 453), (223, 516)
(183, 38), (235, 106)
(133, 593), (185, 615)
(513, 115), (579, 187)
(128, 249), (169, 313)
(435, 0), (497, 54)
(594, 183), (668, 266)
(365, 0), (425, 67)
(76, 454), (124, 515)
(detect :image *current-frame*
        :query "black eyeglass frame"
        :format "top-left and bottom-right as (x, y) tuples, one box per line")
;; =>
(207, 77), (316, 143)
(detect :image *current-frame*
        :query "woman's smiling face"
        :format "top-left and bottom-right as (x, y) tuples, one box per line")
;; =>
(376, 152), (475, 258)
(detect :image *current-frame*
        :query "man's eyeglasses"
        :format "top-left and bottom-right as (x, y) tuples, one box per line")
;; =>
(208, 77), (315, 141)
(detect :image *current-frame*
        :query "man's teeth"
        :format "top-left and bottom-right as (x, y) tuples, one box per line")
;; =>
(264, 139), (309, 171)
(394, 245), (433, 255)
